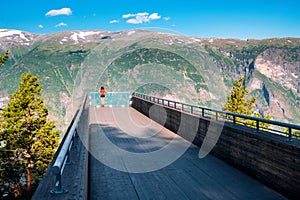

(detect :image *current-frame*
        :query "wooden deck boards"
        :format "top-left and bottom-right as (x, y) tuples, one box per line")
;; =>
(88, 107), (286, 200)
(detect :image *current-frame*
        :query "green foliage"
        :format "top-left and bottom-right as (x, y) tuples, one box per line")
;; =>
(292, 130), (300, 140)
(204, 45), (235, 66)
(136, 83), (171, 96)
(195, 84), (208, 92)
(235, 45), (268, 60)
(283, 128), (300, 140)
(281, 46), (300, 62)
(205, 39), (300, 72)
(0, 42), (89, 130)
(254, 70), (299, 124)
(223, 78), (233, 88)
(223, 77), (271, 129)
(187, 73), (204, 83)
(246, 113), (272, 130)
(0, 72), (59, 198)
(0, 50), (9, 66)
(107, 48), (205, 94)
(109, 47), (196, 73)
(223, 77), (256, 115)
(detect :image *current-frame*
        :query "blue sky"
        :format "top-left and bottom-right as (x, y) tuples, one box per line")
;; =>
(1, 0), (300, 39)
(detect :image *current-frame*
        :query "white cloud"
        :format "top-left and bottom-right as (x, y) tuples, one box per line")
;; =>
(164, 17), (170, 21)
(149, 13), (161, 20)
(124, 12), (161, 24)
(46, 8), (72, 17)
(38, 24), (44, 29)
(110, 19), (119, 24)
(126, 18), (141, 24)
(122, 14), (135, 19)
(55, 22), (67, 28)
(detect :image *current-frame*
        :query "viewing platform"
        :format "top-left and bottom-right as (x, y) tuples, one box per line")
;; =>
(33, 92), (300, 200)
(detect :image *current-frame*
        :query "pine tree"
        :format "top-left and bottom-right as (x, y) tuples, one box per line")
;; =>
(223, 77), (271, 129)
(0, 50), (9, 66)
(0, 72), (59, 198)
(223, 77), (256, 115)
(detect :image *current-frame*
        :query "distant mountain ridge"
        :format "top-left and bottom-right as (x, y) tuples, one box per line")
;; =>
(0, 28), (299, 131)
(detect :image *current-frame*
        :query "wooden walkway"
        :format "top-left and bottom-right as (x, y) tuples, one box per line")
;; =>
(88, 107), (286, 200)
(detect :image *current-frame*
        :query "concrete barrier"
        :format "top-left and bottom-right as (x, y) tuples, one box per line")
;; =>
(132, 96), (300, 199)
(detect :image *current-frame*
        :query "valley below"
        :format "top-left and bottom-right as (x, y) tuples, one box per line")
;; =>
(0, 29), (299, 132)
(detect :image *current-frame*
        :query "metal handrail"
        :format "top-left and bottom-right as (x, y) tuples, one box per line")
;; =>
(132, 92), (300, 140)
(50, 94), (87, 194)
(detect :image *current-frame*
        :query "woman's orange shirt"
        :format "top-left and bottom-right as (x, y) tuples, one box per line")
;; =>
(100, 89), (106, 97)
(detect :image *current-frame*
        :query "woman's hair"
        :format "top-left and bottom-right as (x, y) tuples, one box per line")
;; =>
(100, 86), (104, 90)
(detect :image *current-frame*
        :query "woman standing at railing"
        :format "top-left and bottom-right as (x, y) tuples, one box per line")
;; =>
(99, 86), (106, 107)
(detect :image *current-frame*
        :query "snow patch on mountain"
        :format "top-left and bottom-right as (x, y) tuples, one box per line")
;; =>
(79, 31), (101, 38)
(70, 31), (102, 43)
(0, 29), (31, 41)
(127, 31), (135, 36)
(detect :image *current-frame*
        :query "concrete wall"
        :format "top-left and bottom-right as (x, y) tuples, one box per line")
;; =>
(132, 96), (300, 199)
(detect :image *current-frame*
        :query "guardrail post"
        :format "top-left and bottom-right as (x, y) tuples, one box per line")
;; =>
(233, 115), (236, 124)
(202, 108), (204, 117)
(216, 111), (218, 121)
(50, 170), (68, 194)
(288, 127), (292, 141)
(191, 106), (193, 114)
(256, 120), (259, 132)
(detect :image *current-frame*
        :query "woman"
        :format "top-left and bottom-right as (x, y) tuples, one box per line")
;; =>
(99, 86), (106, 107)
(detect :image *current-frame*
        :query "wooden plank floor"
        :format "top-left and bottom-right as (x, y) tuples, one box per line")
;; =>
(88, 107), (286, 200)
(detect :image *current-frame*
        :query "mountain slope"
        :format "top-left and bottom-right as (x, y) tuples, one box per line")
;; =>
(0, 29), (299, 131)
